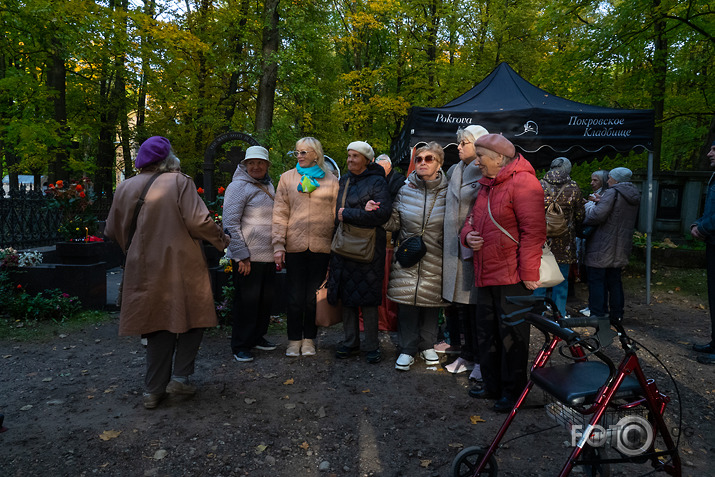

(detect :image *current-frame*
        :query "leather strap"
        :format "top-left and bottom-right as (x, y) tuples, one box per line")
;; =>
(125, 172), (163, 252)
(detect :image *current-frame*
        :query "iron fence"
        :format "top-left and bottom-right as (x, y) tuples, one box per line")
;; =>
(0, 188), (113, 249)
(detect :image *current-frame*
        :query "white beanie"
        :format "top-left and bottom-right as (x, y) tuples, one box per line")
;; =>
(463, 125), (489, 141)
(609, 167), (632, 183)
(242, 146), (270, 163)
(347, 141), (375, 162)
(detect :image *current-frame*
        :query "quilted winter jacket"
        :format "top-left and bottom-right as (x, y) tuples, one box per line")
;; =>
(583, 181), (641, 269)
(271, 167), (339, 254)
(460, 155), (546, 287)
(385, 170), (448, 307)
(327, 163), (392, 307)
(694, 173), (715, 245)
(223, 165), (275, 263)
(442, 160), (482, 304)
(540, 169), (585, 264)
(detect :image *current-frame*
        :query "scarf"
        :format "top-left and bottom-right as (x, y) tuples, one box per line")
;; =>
(296, 163), (325, 193)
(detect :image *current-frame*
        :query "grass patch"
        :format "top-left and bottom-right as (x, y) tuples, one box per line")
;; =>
(624, 261), (707, 302)
(0, 310), (115, 342)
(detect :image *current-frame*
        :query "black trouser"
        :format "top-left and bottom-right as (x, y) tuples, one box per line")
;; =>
(144, 329), (204, 394)
(476, 284), (532, 400)
(285, 251), (330, 341)
(708, 243), (715, 344)
(231, 261), (275, 353)
(456, 304), (479, 363)
(398, 304), (440, 356)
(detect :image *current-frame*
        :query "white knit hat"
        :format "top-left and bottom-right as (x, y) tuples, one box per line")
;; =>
(347, 141), (375, 162)
(242, 146), (270, 163)
(463, 125), (489, 141)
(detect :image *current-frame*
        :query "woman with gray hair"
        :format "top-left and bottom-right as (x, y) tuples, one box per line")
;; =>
(105, 136), (230, 409)
(460, 134), (546, 412)
(385, 141), (448, 371)
(441, 125), (489, 381)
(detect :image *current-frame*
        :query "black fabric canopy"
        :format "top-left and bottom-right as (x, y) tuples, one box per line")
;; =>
(391, 62), (654, 169)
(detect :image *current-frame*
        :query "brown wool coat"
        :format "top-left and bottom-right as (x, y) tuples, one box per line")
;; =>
(104, 171), (230, 336)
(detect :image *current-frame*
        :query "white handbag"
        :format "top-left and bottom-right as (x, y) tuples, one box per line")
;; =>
(487, 193), (564, 288)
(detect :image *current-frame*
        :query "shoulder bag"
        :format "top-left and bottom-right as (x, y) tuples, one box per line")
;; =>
(487, 192), (564, 288)
(394, 191), (437, 268)
(330, 178), (376, 263)
(315, 275), (342, 327)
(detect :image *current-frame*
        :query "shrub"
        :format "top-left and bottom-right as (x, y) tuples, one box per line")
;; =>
(0, 271), (82, 323)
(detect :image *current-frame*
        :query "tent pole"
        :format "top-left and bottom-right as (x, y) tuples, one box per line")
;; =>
(646, 151), (654, 305)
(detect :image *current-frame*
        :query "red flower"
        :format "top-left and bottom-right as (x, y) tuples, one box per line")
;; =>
(16, 284), (22, 289)
(48, 183), (55, 189)
(218, 187), (225, 195)
(55, 180), (64, 188)
(79, 191), (86, 198)
(197, 187), (204, 194)
(75, 184), (83, 192)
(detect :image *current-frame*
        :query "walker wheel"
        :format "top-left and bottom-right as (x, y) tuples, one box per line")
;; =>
(451, 446), (497, 477)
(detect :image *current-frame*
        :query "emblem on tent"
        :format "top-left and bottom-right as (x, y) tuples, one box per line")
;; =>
(515, 120), (538, 136)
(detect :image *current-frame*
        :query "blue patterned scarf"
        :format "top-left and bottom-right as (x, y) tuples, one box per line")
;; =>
(296, 163), (325, 193)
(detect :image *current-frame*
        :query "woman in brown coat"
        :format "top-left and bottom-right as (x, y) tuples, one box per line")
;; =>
(105, 136), (230, 409)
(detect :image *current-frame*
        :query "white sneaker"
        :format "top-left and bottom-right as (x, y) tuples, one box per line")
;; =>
(420, 348), (440, 365)
(444, 357), (474, 374)
(579, 307), (591, 317)
(395, 353), (415, 371)
(469, 364), (483, 382)
(285, 340), (301, 357)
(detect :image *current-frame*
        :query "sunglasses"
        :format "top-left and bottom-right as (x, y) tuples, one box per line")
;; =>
(294, 150), (313, 157)
(415, 155), (436, 164)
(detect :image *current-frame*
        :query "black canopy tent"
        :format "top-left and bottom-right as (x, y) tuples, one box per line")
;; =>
(390, 62), (657, 303)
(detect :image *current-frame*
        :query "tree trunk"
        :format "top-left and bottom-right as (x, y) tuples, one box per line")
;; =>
(652, 0), (667, 172)
(255, 0), (280, 138)
(47, 48), (69, 182)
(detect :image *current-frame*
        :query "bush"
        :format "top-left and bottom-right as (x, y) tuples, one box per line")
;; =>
(0, 271), (82, 323)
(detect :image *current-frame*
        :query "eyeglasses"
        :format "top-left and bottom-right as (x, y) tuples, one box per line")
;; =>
(294, 150), (313, 157)
(415, 155), (436, 164)
(458, 140), (472, 147)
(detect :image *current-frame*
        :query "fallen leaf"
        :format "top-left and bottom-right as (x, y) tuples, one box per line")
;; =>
(154, 449), (167, 460)
(244, 398), (256, 404)
(2, 355), (11, 359)
(42, 377), (52, 382)
(470, 415), (486, 424)
(362, 389), (370, 393)
(20, 405), (33, 411)
(285, 403), (296, 409)
(420, 459), (431, 468)
(256, 444), (268, 454)
(448, 443), (464, 448)
(87, 395), (94, 399)
(299, 441), (309, 450)
(283, 378), (294, 385)
(59, 334), (67, 338)
(99, 430), (122, 441)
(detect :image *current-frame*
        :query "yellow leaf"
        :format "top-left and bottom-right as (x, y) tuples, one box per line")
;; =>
(420, 459), (431, 468)
(470, 415), (486, 424)
(256, 444), (268, 454)
(299, 441), (309, 450)
(99, 430), (121, 441)
(283, 378), (294, 385)
(448, 443), (464, 448)
(362, 389), (370, 393)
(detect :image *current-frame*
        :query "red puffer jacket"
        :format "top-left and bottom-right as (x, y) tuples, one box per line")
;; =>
(460, 155), (546, 287)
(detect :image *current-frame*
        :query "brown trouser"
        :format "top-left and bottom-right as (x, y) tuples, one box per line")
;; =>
(144, 328), (204, 394)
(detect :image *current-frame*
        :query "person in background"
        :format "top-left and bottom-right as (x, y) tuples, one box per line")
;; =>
(329, 142), (392, 364)
(272, 137), (339, 357)
(579, 169), (610, 316)
(376, 154), (406, 200)
(223, 146), (277, 363)
(441, 125), (489, 383)
(105, 136), (230, 409)
(460, 134), (545, 413)
(691, 141), (715, 364)
(583, 167), (641, 323)
(533, 157), (584, 318)
(385, 141), (448, 371)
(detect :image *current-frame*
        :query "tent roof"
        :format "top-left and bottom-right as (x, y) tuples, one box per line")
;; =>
(391, 62), (654, 169)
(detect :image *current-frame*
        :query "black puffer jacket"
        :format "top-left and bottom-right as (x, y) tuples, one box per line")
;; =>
(328, 163), (392, 307)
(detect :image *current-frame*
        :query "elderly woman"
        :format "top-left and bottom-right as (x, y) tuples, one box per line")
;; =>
(460, 134), (545, 413)
(442, 125), (489, 379)
(105, 136), (230, 409)
(272, 137), (339, 357)
(533, 157), (585, 318)
(328, 141), (392, 364)
(223, 146), (277, 363)
(385, 141), (448, 371)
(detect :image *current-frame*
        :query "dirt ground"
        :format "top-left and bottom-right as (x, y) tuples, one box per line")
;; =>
(1, 279), (714, 477)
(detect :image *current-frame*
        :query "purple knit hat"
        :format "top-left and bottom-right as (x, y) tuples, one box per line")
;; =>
(135, 136), (172, 169)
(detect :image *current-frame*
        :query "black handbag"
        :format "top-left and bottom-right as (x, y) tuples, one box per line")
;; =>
(394, 192), (437, 268)
(395, 235), (427, 268)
